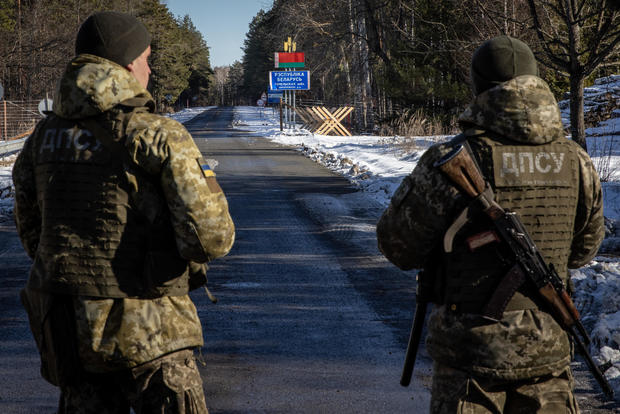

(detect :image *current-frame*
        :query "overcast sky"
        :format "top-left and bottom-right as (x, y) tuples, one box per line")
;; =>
(164, 0), (274, 67)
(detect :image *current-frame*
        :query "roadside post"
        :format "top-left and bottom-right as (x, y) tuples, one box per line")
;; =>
(37, 97), (53, 116)
(0, 83), (4, 141)
(3, 100), (7, 141)
(279, 98), (283, 131)
(259, 92), (267, 119)
(271, 38), (308, 130)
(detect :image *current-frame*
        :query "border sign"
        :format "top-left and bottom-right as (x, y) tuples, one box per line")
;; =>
(38, 98), (53, 116)
(269, 70), (310, 91)
(274, 52), (305, 68)
(267, 89), (283, 104)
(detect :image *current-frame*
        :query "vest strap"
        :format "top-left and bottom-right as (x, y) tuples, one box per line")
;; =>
(79, 115), (137, 171)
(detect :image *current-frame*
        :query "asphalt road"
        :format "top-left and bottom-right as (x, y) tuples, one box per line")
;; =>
(1, 107), (616, 413)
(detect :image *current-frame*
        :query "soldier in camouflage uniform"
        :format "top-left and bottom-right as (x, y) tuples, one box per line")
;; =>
(12, 11), (235, 413)
(377, 36), (604, 413)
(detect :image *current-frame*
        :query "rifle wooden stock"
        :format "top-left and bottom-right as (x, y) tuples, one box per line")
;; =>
(435, 145), (486, 198)
(539, 283), (576, 328)
(434, 143), (614, 399)
(560, 290), (582, 322)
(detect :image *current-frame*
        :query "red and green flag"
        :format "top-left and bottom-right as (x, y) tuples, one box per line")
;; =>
(275, 52), (305, 68)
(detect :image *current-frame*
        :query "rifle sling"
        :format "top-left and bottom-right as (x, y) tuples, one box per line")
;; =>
(79, 115), (138, 171)
(482, 264), (528, 319)
(442, 146), (540, 317)
(443, 207), (469, 253)
(443, 187), (495, 253)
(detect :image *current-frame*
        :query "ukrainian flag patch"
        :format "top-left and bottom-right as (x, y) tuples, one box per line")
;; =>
(202, 164), (215, 177)
(197, 158), (216, 177)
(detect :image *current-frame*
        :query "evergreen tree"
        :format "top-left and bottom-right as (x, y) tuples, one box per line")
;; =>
(241, 9), (278, 103)
(136, 0), (190, 111)
(177, 15), (212, 107)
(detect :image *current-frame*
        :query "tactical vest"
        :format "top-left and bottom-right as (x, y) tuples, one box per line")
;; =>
(27, 109), (205, 298)
(440, 134), (580, 314)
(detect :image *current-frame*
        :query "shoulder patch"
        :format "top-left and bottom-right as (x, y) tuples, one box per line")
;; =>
(196, 158), (221, 193)
(200, 163), (215, 177)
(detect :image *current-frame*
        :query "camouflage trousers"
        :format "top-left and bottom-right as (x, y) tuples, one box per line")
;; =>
(430, 363), (579, 414)
(58, 349), (208, 414)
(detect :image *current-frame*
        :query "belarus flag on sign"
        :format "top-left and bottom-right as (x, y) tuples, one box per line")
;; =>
(275, 52), (305, 68)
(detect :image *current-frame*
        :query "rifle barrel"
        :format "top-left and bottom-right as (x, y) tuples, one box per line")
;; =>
(569, 326), (615, 398)
(400, 301), (427, 387)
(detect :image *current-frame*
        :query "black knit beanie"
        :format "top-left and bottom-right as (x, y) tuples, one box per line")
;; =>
(471, 35), (538, 95)
(75, 11), (151, 67)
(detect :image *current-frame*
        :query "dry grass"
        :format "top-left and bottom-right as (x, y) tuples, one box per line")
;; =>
(589, 136), (620, 183)
(378, 109), (459, 152)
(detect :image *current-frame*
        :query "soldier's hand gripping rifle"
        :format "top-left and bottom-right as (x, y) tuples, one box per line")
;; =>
(434, 144), (614, 399)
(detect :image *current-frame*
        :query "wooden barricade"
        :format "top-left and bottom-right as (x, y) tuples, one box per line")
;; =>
(293, 106), (353, 136)
(292, 107), (321, 132)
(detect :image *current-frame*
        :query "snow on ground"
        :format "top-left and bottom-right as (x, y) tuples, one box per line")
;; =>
(0, 153), (17, 219)
(232, 106), (449, 207)
(165, 106), (215, 124)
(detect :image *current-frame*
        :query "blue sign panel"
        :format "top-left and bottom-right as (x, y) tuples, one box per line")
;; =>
(267, 89), (283, 103)
(269, 70), (310, 91)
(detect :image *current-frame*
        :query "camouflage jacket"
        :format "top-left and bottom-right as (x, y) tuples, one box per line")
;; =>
(13, 54), (235, 370)
(377, 75), (604, 379)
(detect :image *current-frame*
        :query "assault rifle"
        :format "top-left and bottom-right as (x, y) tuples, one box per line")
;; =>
(431, 143), (614, 399)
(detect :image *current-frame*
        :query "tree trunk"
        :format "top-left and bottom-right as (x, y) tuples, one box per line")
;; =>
(564, 0), (587, 151)
(349, 0), (365, 132)
(569, 75), (587, 150)
(340, 42), (353, 99)
(358, 3), (374, 132)
(347, 0), (375, 133)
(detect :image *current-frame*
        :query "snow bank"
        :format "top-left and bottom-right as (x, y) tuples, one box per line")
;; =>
(0, 154), (16, 220)
(232, 106), (449, 208)
(572, 260), (620, 387)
